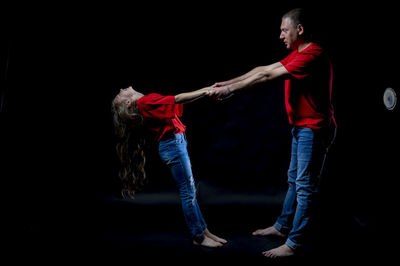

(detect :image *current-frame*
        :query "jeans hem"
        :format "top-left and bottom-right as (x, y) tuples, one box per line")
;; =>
(285, 238), (301, 251)
(274, 222), (290, 235)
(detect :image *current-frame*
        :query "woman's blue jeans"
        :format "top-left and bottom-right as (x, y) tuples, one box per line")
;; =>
(274, 126), (336, 250)
(158, 133), (207, 241)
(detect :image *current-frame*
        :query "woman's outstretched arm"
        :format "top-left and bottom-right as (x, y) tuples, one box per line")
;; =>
(175, 86), (212, 104)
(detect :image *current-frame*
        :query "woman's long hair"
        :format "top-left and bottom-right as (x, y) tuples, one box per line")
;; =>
(111, 100), (146, 199)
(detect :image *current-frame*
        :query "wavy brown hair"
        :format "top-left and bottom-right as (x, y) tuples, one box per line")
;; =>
(111, 99), (146, 199)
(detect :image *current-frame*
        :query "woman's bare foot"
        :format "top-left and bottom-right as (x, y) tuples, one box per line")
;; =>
(193, 235), (223, 248)
(252, 226), (286, 237)
(204, 228), (227, 244)
(262, 244), (295, 258)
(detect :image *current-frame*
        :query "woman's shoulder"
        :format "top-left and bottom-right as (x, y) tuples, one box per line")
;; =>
(138, 93), (175, 105)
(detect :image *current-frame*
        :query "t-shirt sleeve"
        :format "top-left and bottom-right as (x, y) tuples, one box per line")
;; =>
(280, 54), (290, 66)
(281, 49), (321, 80)
(137, 93), (183, 119)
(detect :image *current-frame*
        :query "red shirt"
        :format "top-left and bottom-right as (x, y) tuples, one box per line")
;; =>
(280, 43), (337, 129)
(136, 93), (186, 142)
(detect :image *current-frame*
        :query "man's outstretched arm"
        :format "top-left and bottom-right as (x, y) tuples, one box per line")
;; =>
(214, 62), (284, 87)
(210, 65), (289, 99)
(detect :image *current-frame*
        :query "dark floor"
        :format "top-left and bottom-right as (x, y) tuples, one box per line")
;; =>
(14, 180), (391, 265)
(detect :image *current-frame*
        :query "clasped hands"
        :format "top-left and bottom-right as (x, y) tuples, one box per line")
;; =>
(207, 82), (234, 101)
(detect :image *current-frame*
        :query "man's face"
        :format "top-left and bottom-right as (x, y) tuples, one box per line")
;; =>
(280, 18), (300, 50)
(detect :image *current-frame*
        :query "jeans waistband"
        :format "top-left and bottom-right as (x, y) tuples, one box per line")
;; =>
(160, 132), (185, 141)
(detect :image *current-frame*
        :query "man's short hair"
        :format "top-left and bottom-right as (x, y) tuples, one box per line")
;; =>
(282, 8), (315, 42)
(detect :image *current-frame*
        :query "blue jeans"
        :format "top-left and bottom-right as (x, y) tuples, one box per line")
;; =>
(274, 126), (336, 250)
(158, 133), (207, 241)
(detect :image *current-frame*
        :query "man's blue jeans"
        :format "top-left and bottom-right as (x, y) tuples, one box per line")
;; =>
(274, 126), (336, 250)
(158, 133), (207, 241)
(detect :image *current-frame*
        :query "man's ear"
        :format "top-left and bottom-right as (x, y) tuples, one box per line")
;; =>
(297, 24), (304, 36)
(126, 99), (132, 107)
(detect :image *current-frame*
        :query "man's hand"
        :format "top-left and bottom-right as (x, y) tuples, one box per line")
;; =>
(208, 85), (233, 101)
(213, 81), (229, 87)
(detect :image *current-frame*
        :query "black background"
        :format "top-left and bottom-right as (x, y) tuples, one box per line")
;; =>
(2, 2), (399, 261)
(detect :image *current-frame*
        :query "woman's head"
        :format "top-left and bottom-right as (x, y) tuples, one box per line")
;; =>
(112, 86), (144, 137)
(111, 86), (146, 199)
(113, 86), (144, 108)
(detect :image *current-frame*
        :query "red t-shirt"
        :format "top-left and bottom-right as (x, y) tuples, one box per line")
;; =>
(280, 43), (337, 129)
(136, 93), (186, 142)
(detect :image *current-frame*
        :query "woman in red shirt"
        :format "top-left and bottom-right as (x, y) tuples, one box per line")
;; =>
(111, 86), (227, 248)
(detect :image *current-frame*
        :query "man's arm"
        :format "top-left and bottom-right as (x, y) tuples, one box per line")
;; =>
(175, 86), (212, 104)
(210, 65), (289, 99)
(230, 65), (288, 92)
(214, 62), (283, 87)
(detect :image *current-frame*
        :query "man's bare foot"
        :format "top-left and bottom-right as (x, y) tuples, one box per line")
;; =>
(252, 226), (286, 237)
(193, 235), (223, 248)
(204, 228), (227, 244)
(262, 244), (295, 258)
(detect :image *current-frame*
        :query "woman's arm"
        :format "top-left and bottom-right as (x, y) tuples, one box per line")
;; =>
(214, 62), (283, 87)
(175, 86), (212, 104)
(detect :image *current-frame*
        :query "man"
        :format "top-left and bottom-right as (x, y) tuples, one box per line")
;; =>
(210, 8), (337, 258)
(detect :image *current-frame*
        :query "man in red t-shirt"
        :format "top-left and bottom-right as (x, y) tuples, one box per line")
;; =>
(210, 8), (336, 258)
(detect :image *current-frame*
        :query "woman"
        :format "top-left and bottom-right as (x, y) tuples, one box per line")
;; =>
(111, 86), (227, 248)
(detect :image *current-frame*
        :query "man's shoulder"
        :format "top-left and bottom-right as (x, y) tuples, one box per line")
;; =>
(304, 43), (324, 55)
